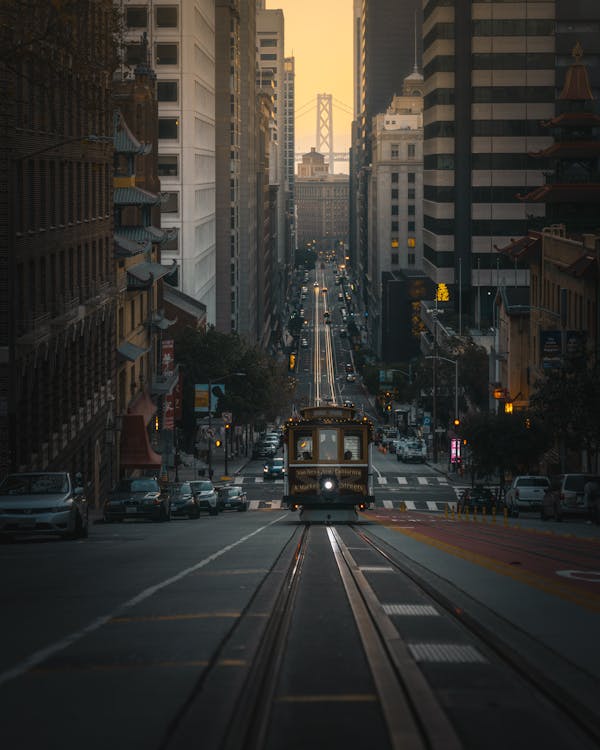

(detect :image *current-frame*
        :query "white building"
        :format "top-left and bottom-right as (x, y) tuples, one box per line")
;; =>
(118, 0), (217, 323)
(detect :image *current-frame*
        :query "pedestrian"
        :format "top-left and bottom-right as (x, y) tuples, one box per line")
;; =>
(584, 479), (599, 524)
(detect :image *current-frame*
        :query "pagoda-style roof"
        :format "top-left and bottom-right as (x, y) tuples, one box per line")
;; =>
(495, 232), (542, 260)
(518, 183), (600, 203)
(114, 186), (164, 206)
(114, 111), (152, 156)
(117, 225), (178, 245)
(541, 111), (600, 129)
(559, 43), (594, 102)
(565, 253), (599, 279)
(528, 140), (600, 159)
(114, 233), (152, 257)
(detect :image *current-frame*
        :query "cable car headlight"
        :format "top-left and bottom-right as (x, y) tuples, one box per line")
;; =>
(319, 475), (338, 495)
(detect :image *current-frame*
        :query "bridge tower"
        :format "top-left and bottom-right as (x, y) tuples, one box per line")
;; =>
(316, 93), (334, 174)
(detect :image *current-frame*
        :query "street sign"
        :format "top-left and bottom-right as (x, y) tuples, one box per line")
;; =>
(222, 411), (232, 423)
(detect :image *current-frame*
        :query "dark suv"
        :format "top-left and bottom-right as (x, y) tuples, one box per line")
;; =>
(105, 477), (170, 522)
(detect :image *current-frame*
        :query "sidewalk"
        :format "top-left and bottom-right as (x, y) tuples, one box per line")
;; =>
(174, 453), (251, 485)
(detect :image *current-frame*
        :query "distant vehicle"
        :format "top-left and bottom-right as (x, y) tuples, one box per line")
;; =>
(399, 439), (427, 463)
(458, 486), (502, 515)
(189, 480), (219, 515)
(264, 457), (286, 480)
(0, 471), (89, 539)
(321, 286), (328, 292)
(313, 281), (319, 287)
(339, 329), (347, 338)
(338, 292), (344, 302)
(345, 363), (354, 373)
(252, 441), (277, 459)
(105, 477), (170, 523)
(346, 373), (356, 383)
(301, 338), (308, 348)
(168, 481), (201, 519)
(217, 485), (248, 512)
(541, 474), (600, 521)
(505, 475), (550, 517)
(343, 399), (354, 408)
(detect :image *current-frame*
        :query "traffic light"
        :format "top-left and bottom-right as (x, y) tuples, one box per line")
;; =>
(225, 423), (231, 431)
(215, 439), (222, 448)
(289, 353), (296, 370)
(453, 418), (460, 428)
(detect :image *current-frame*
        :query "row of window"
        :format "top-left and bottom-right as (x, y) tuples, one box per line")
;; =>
(126, 6), (178, 29)
(424, 119), (550, 139)
(424, 185), (527, 203)
(391, 188), (416, 200)
(390, 143), (417, 158)
(424, 85), (555, 108)
(126, 42), (178, 67)
(424, 216), (529, 236)
(424, 52), (556, 76)
(390, 253), (416, 266)
(391, 172), (416, 184)
(391, 221), (416, 232)
(424, 153), (550, 170)
(424, 19), (555, 49)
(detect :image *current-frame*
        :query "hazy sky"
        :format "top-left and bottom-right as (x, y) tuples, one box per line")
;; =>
(267, 0), (354, 167)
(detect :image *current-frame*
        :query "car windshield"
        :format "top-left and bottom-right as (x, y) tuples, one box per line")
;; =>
(219, 488), (237, 497)
(169, 484), (191, 497)
(191, 482), (213, 492)
(518, 478), (549, 487)
(115, 478), (159, 493)
(271, 459), (284, 467)
(0, 473), (69, 495)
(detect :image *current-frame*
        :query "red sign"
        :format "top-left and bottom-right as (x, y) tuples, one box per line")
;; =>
(161, 339), (175, 377)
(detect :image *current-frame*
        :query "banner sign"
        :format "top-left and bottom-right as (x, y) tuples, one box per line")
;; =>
(194, 384), (225, 413)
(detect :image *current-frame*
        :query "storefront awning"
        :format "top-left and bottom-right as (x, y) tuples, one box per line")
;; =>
(119, 414), (162, 469)
(127, 389), (157, 426)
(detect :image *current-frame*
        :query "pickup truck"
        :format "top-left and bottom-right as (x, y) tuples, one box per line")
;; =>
(504, 475), (550, 517)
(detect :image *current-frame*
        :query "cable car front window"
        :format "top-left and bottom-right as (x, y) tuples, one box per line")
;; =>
(343, 433), (362, 460)
(318, 429), (338, 461)
(295, 433), (313, 460)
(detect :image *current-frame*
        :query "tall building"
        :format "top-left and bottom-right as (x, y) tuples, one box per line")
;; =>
(422, 0), (557, 326)
(283, 57), (296, 265)
(368, 77), (424, 357)
(354, 0), (422, 314)
(1, 1), (116, 497)
(118, 1), (217, 323)
(256, 6), (286, 283)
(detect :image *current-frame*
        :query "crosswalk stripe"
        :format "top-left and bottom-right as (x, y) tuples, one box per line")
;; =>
(234, 477), (244, 485)
(383, 500), (393, 509)
(254, 477), (263, 483)
(378, 476), (388, 485)
(417, 477), (428, 485)
(437, 477), (448, 484)
(397, 477), (408, 485)
(249, 500), (260, 510)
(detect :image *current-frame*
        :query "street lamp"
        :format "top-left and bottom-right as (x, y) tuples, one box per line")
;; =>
(425, 354), (458, 463)
(206, 372), (245, 480)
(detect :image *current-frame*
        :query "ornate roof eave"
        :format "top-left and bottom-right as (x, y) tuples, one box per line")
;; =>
(117, 225), (178, 246)
(114, 110), (153, 155)
(517, 184), (600, 203)
(114, 233), (152, 257)
(494, 232), (542, 260)
(527, 141), (600, 159)
(541, 111), (600, 129)
(114, 186), (163, 206)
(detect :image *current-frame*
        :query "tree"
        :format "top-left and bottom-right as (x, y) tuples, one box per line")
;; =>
(461, 411), (551, 490)
(174, 328), (294, 447)
(530, 364), (600, 471)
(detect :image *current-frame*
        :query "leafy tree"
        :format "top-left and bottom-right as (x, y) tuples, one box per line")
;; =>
(174, 328), (294, 447)
(460, 411), (551, 490)
(530, 364), (600, 471)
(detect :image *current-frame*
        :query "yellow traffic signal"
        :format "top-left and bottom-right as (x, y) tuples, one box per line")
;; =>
(225, 423), (231, 430)
(453, 418), (460, 427)
(289, 354), (296, 370)
(215, 439), (222, 448)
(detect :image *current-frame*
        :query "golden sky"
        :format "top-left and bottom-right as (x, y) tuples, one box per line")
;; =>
(267, 0), (353, 168)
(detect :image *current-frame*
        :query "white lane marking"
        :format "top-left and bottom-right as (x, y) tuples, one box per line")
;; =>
(383, 604), (439, 616)
(255, 477), (263, 483)
(408, 643), (487, 664)
(270, 499), (282, 509)
(377, 476), (388, 485)
(397, 477), (408, 485)
(234, 477), (244, 485)
(437, 477), (449, 484)
(359, 566), (394, 572)
(383, 500), (393, 509)
(417, 477), (428, 485)
(427, 501), (441, 511)
(0, 515), (287, 687)
(249, 500), (260, 510)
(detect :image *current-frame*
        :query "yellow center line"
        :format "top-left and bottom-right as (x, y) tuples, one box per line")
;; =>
(375, 521), (600, 612)
(110, 612), (241, 624)
(276, 693), (378, 703)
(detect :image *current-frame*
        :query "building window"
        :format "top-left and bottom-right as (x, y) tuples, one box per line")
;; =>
(408, 188), (415, 199)
(165, 235), (178, 253)
(391, 188), (398, 200)
(391, 172), (399, 183)
(408, 172), (415, 183)
(408, 237), (416, 248)
(391, 253), (399, 265)
(126, 7), (147, 28)
(408, 254), (416, 265)
(408, 143), (416, 157)
(158, 154), (178, 176)
(158, 118), (179, 139)
(391, 239), (399, 248)
(261, 53), (277, 60)
(156, 43), (178, 66)
(408, 205), (415, 215)
(157, 81), (178, 102)
(391, 205), (399, 216)
(391, 221), (399, 232)
(161, 192), (179, 214)
(260, 39), (277, 47)
(156, 6), (178, 27)
(408, 221), (415, 231)
(391, 144), (399, 159)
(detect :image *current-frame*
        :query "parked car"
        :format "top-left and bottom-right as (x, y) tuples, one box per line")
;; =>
(217, 485), (248, 512)
(343, 399), (354, 408)
(0, 471), (88, 539)
(168, 481), (201, 519)
(458, 486), (502, 515)
(541, 474), (600, 521)
(189, 480), (218, 516)
(346, 372), (356, 383)
(264, 457), (285, 480)
(105, 477), (170, 523)
(504, 475), (550, 517)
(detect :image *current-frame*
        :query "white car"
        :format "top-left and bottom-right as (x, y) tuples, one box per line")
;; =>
(399, 440), (427, 463)
(346, 373), (356, 383)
